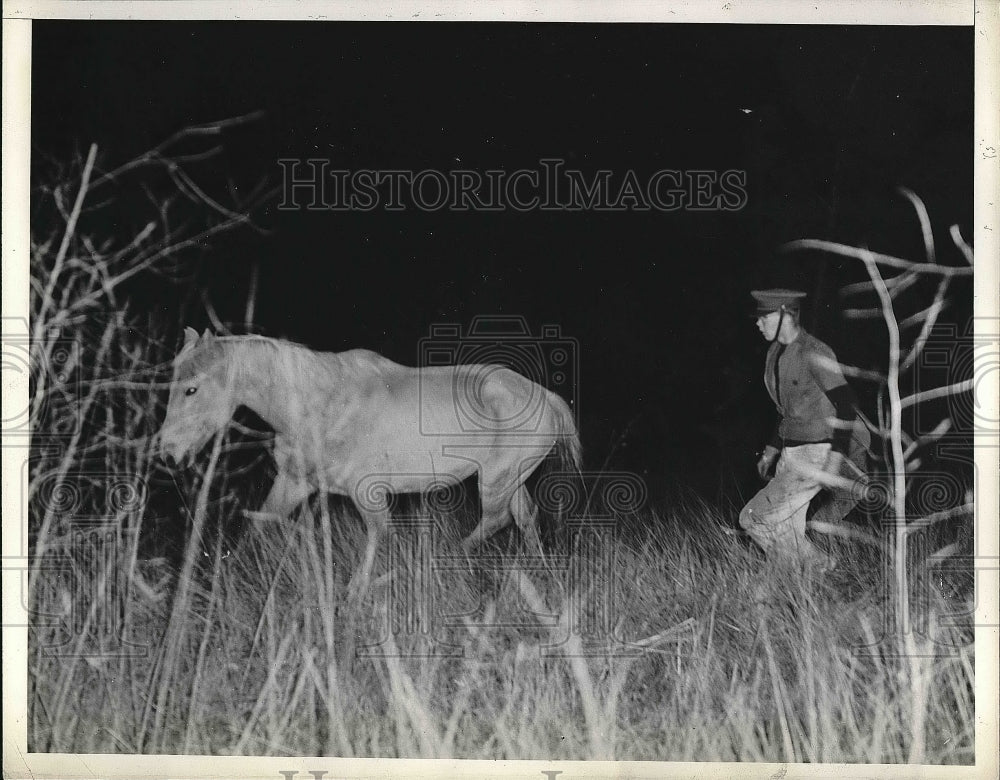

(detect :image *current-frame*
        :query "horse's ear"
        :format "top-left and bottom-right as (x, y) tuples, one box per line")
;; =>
(176, 327), (199, 361)
(201, 328), (214, 341)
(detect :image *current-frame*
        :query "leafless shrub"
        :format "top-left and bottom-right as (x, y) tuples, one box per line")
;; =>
(27, 117), (273, 751)
(784, 188), (975, 762)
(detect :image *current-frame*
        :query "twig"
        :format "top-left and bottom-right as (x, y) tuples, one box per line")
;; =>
(900, 276), (950, 371)
(898, 292), (949, 331)
(906, 502), (974, 530)
(949, 224), (973, 265)
(630, 617), (697, 649)
(844, 307), (893, 320)
(91, 111), (265, 189)
(782, 239), (972, 276)
(246, 261), (260, 330)
(899, 379), (975, 410)
(44, 214), (251, 328)
(902, 418), (952, 460)
(898, 187), (936, 265)
(862, 250), (909, 630)
(165, 159), (253, 227)
(807, 520), (887, 548)
(200, 290), (229, 334)
(840, 267), (919, 298)
(811, 353), (886, 383)
(34, 143), (98, 349)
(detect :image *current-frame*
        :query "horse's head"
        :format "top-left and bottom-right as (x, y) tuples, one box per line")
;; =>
(159, 327), (239, 465)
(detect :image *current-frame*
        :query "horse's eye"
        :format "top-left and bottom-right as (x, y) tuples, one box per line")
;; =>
(185, 386), (198, 396)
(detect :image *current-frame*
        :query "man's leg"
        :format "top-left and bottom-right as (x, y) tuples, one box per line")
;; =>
(807, 438), (869, 527)
(740, 444), (831, 564)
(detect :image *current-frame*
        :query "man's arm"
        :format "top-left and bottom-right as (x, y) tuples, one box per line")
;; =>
(823, 383), (858, 455)
(807, 344), (858, 455)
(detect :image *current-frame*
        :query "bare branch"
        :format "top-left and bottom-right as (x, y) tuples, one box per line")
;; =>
(807, 520), (887, 549)
(91, 111), (265, 189)
(928, 541), (963, 561)
(902, 418), (952, 460)
(167, 160), (253, 228)
(949, 224), (973, 265)
(855, 408), (883, 439)
(900, 275), (951, 370)
(841, 268), (919, 298)
(859, 250), (912, 617)
(200, 291), (230, 335)
(812, 352), (886, 383)
(782, 238), (972, 277)
(897, 186), (936, 265)
(46, 212), (254, 326)
(245, 261), (260, 330)
(781, 456), (857, 493)
(630, 618), (698, 649)
(907, 502), (974, 530)
(887, 270), (923, 301)
(35, 144), (98, 336)
(899, 379), (975, 409)
(844, 307), (890, 320)
(898, 292), (949, 331)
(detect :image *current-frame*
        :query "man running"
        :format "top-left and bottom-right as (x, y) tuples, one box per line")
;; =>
(740, 289), (870, 569)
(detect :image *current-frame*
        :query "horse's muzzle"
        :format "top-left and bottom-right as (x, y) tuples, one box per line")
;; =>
(159, 438), (183, 467)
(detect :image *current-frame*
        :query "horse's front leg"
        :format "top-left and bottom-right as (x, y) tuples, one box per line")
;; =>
(243, 468), (314, 523)
(346, 496), (389, 601)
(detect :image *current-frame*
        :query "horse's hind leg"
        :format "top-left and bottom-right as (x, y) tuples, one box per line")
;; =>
(510, 483), (542, 554)
(348, 498), (389, 601)
(461, 475), (540, 554)
(460, 478), (514, 553)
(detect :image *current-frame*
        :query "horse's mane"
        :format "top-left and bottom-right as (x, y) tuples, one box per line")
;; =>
(175, 334), (304, 379)
(210, 334), (312, 350)
(176, 333), (393, 384)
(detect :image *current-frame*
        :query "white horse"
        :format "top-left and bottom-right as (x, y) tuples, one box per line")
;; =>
(159, 328), (581, 593)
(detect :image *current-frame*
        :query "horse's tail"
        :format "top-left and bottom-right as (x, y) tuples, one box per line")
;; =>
(548, 390), (583, 476)
(539, 391), (583, 538)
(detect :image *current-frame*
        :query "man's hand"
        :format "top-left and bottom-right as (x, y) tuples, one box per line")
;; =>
(757, 445), (780, 480)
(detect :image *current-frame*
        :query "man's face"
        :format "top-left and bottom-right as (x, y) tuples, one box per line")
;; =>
(756, 311), (782, 341)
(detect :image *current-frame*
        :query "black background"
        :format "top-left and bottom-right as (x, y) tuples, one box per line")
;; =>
(31, 22), (973, 502)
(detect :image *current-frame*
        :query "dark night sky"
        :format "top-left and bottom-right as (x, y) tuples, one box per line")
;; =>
(31, 22), (974, 499)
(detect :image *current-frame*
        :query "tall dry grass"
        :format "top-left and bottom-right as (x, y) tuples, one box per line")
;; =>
(29, 488), (975, 761)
